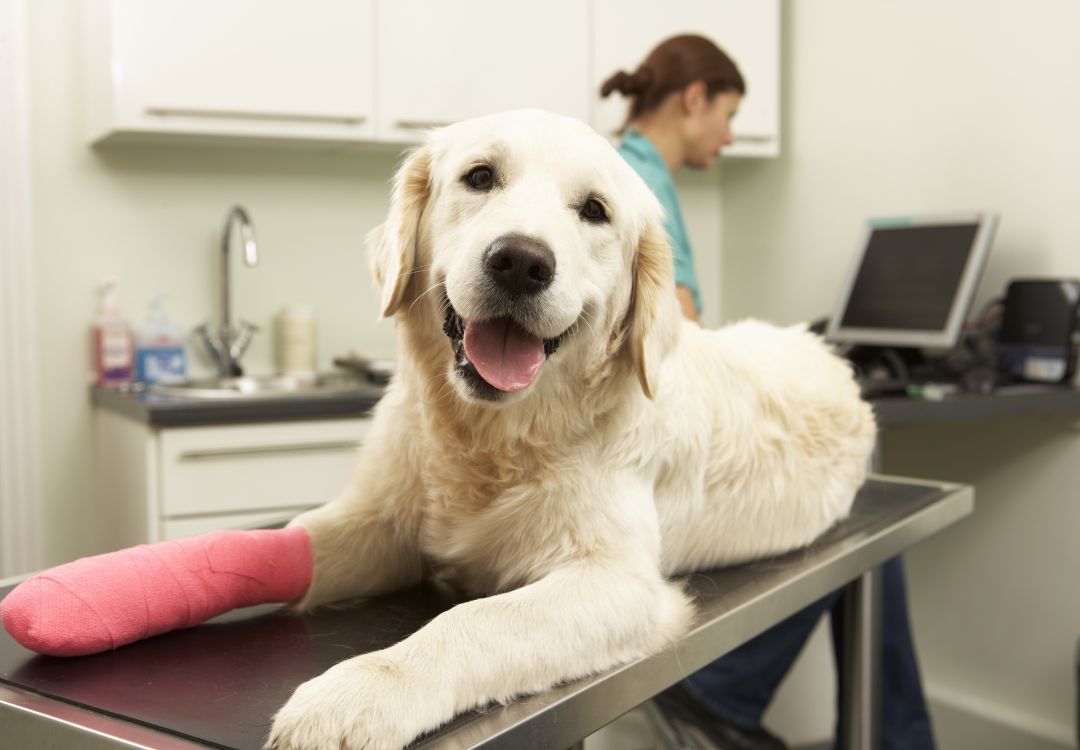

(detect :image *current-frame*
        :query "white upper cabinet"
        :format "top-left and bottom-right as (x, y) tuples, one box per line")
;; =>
(83, 0), (376, 145)
(374, 0), (590, 143)
(592, 0), (780, 157)
(81, 0), (778, 156)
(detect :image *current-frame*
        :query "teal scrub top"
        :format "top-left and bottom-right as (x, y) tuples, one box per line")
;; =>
(617, 129), (702, 314)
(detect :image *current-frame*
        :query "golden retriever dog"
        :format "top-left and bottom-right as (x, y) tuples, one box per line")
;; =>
(268, 109), (876, 750)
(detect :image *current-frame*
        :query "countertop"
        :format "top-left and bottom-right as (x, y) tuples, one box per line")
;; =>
(870, 382), (1080, 427)
(93, 377), (1080, 430)
(91, 379), (385, 427)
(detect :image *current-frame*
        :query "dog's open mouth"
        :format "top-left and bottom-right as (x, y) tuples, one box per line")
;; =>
(443, 306), (563, 397)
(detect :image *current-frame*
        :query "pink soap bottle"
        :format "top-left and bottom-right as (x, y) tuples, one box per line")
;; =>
(91, 279), (134, 387)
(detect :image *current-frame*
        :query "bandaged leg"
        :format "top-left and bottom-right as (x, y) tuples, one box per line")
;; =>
(0, 526), (312, 657)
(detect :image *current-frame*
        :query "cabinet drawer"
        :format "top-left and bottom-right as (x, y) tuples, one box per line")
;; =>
(159, 419), (369, 517)
(160, 508), (313, 541)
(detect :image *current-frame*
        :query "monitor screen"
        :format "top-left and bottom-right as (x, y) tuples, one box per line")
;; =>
(825, 212), (998, 349)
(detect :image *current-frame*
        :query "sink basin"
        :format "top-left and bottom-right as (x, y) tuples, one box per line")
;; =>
(149, 373), (370, 400)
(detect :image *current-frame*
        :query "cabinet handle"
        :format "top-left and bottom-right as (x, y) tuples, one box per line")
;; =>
(145, 107), (368, 126)
(394, 119), (453, 131)
(179, 440), (362, 461)
(733, 134), (774, 144)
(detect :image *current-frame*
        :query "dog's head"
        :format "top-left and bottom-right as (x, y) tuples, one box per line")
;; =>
(369, 109), (679, 406)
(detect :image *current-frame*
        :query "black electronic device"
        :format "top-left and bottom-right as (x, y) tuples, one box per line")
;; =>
(826, 212), (999, 350)
(824, 212), (999, 395)
(997, 279), (1080, 383)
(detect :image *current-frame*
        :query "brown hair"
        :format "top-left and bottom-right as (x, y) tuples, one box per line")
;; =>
(600, 34), (746, 132)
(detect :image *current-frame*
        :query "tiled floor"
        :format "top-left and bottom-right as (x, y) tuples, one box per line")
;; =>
(584, 707), (664, 750)
(583, 704), (832, 750)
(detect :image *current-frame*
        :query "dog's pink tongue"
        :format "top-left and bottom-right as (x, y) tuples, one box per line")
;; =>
(463, 318), (546, 392)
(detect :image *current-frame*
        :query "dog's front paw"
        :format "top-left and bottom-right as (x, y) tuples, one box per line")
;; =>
(267, 650), (446, 750)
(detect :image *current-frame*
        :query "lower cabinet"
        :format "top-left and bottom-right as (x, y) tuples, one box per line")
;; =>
(94, 409), (370, 547)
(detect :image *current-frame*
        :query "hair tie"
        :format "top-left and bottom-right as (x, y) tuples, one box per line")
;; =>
(631, 66), (654, 94)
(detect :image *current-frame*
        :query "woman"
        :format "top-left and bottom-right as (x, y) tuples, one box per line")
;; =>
(601, 34), (744, 322)
(601, 34), (936, 750)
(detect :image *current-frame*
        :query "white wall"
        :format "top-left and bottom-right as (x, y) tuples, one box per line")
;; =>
(0, 0), (41, 578)
(722, 1), (1080, 747)
(23, 1), (726, 567)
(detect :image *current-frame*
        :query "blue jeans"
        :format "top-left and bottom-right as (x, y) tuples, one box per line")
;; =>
(680, 557), (935, 750)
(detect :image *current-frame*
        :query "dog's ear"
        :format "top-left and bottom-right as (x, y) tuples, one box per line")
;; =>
(626, 221), (680, 399)
(368, 146), (432, 318)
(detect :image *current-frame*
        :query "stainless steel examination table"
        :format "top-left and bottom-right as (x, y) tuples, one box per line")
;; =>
(0, 476), (972, 750)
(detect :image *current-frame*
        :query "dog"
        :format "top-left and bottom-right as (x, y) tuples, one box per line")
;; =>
(267, 109), (877, 750)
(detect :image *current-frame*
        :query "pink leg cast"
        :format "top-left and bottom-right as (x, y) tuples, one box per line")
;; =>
(0, 526), (312, 657)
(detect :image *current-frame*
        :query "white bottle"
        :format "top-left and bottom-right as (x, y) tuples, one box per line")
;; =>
(277, 304), (317, 379)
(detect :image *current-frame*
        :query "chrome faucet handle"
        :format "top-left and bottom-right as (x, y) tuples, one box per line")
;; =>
(194, 322), (226, 368)
(230, 319), (259, 360)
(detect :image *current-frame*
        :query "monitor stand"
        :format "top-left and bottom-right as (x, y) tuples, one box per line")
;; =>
(844, 345), (930, 395)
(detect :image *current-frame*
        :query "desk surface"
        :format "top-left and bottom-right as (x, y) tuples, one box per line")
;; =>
(0, 477), (972, 750)
(871, 382), (1080, 427)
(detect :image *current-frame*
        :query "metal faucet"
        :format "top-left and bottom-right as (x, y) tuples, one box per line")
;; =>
(196, 206), (259, 378)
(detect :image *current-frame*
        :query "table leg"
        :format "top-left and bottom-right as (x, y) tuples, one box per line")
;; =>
(836, 566), (883, 750)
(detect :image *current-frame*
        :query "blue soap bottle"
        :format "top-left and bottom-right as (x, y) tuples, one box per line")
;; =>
(135, 296), (187, 384)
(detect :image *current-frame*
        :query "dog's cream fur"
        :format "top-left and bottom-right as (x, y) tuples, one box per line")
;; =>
(268, 110), (876, 750)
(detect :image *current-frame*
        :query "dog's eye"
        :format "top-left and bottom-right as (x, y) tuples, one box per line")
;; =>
(463, 166), (496, 192)
(579, 197), (609, 224)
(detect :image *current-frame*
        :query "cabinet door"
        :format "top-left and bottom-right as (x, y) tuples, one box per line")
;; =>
(87, 0), (375, 142)
(375, 0), (590, 142)
(158, 419), (370, 518)
(592, 0), (780, 157)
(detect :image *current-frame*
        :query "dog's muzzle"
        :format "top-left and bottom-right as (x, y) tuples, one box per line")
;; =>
(443, 305), (564, 400)
(440, 236), (572, 399)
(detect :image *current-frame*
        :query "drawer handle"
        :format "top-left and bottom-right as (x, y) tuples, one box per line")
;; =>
(146, 107), (368, 126)
(179, 440), (362, 461)
(394, 119), (453, 131)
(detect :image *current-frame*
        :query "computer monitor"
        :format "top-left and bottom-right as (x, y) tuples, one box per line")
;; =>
(825, 211), (999, 350)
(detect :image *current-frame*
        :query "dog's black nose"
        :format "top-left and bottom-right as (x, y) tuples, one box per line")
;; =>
(483, 235), (555, 296)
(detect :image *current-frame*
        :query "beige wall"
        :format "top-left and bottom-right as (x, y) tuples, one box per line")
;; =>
(723, 1), (1080, 746)
(24, 1), (725, 566)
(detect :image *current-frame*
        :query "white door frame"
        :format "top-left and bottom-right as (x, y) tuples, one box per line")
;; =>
(0, 0), (41, 577)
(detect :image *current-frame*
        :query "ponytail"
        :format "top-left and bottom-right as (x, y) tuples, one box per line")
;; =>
(600, 67), (655, 99)
(600, 34), (745, 133)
